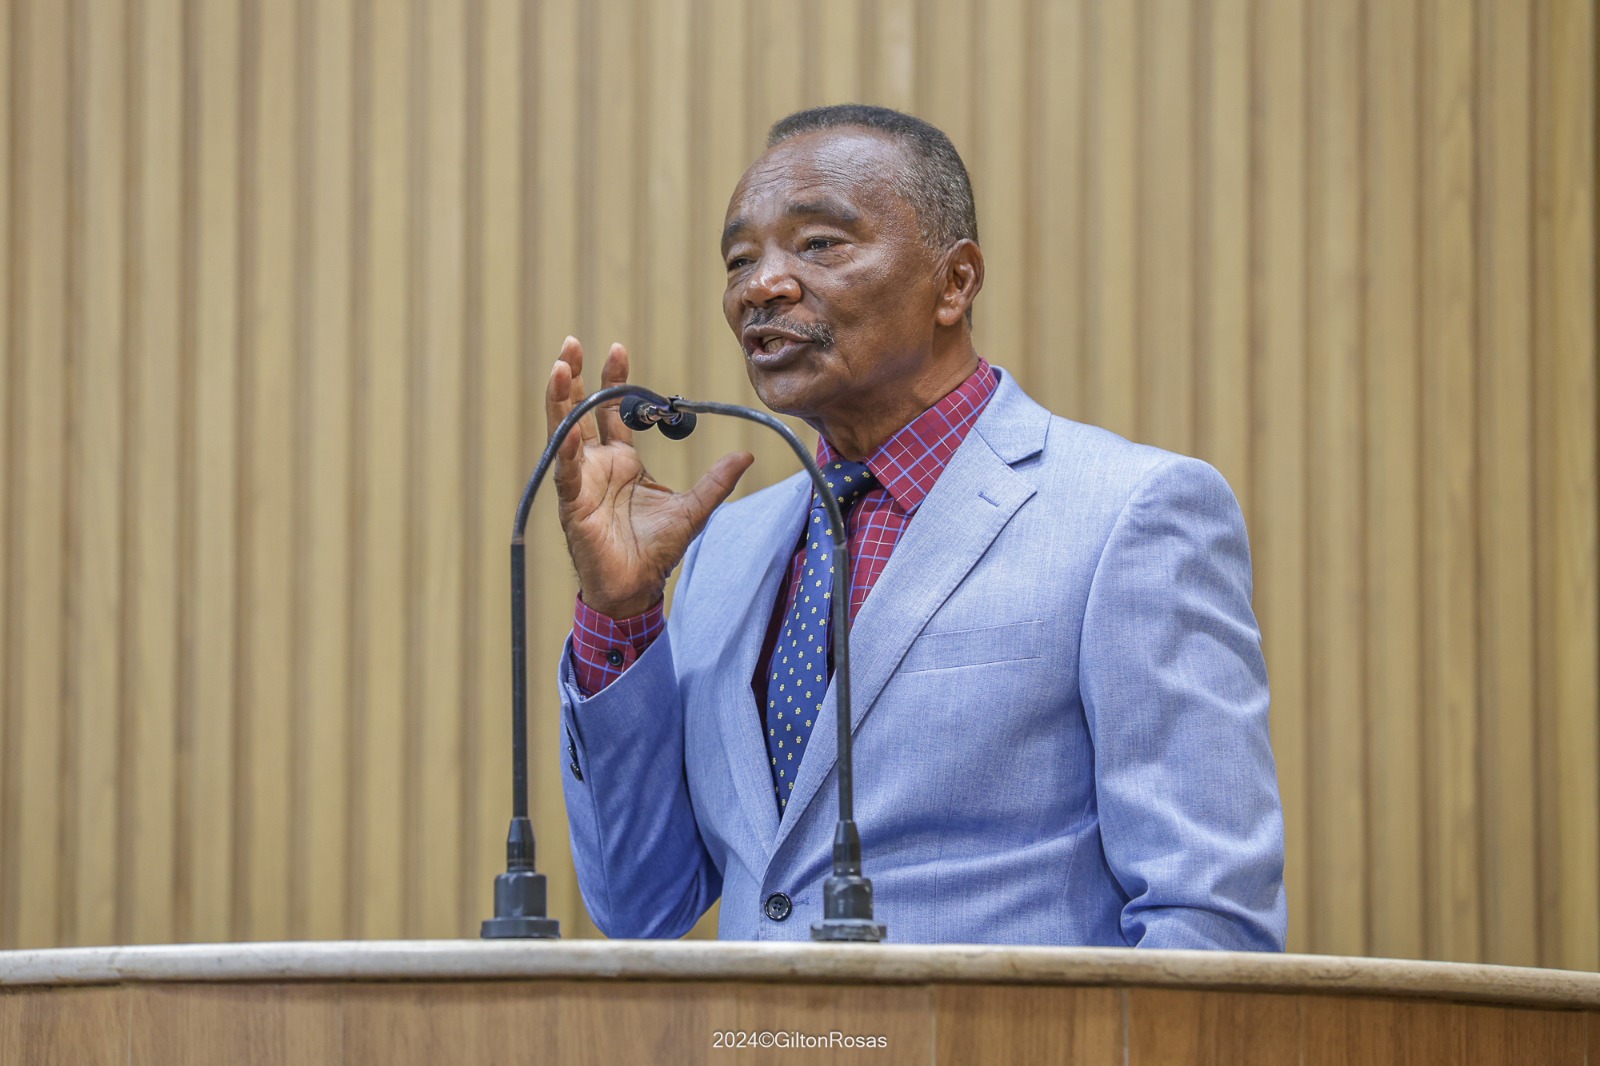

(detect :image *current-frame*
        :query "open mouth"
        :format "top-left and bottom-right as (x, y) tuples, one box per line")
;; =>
(741, 319), (829, 365)
(745, 337), (809, 368)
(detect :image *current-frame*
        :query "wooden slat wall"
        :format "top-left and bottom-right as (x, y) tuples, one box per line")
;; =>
(0, 0), (1594, 967)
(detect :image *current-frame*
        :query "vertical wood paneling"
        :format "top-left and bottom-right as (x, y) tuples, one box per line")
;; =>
(127, 0), (183, 949)
(1533, 0), (1600, 973)
(1475, 0), (1539, 968)
(1194, 0), (1250, 505)
(14, 0), (71, 949)
(1028, 0), (1084, 422)
(817, 0), (862, 105)
(1137, 0), (1193, 455)
(0, 0), (14, 954)
(416, 0), (467, 941)
(1250, 0), (1310, 953)
(528, 0), (586, 936)
(301, 0), (353, 942)
(755, 0), (807, 137)
(0, 0), (19, 953)
(869, 0), (915, 112)
(1362, 0), (1426, 961)
(240, 0), (298, 944)
(356, 0), (410, 939)
(185, 0), (242, 945)
(589, 0), (636, 399)
(0, 0), (1594, 968)
(917, 0), (974, 174)
(971, 0), (1027, 372)
(642, 0), (695, 505)
(397, 0), (426, 939)
(1419, 0), (1481, 963)
(470, 0), (522, 936)
(69, 0), (129, 949)
(1305, 0), (1366, 958)
(1083, 0), (1138, 438)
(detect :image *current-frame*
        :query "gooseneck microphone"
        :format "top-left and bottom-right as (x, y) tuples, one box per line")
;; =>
(618, 394), (697, 439)
(482, 383), (666, 939)
(629, 394), (886, 943)
(482, 383), (884, 943)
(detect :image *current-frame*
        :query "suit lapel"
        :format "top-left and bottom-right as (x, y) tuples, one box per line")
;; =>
(702, 475), (809, 854)
(771, 375), (1046, 853)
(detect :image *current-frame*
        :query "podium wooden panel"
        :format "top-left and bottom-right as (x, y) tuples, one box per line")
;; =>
(2, 942), (1596, 1063)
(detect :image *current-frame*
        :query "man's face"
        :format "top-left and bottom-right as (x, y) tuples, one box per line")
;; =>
(721, 129), (948, 437)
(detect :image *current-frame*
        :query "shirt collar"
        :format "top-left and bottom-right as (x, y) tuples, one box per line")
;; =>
(816, 358), (998, 514)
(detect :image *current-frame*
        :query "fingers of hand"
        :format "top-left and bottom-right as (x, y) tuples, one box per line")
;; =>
(544, 354), (575, 444)
(559, 336), (600, 445)
(682, 452), (755, 530)
(551, 426), (585, 501)
(548, 339), (590, 502)
(596, 342), (633, 445)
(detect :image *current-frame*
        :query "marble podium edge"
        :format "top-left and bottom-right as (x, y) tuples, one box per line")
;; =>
(0, 941), (1595, 1010)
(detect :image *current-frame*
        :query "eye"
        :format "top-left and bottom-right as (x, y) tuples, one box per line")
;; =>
(804, 237), (835, 252)
(726, 255), (752, 271)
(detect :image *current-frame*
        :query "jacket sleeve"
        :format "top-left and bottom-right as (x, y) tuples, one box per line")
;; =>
(1078, 455), (1288, 951)
(558, 536), (721, 938)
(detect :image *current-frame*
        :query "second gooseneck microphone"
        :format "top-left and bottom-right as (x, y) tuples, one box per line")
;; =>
(625, 391), (886, 944)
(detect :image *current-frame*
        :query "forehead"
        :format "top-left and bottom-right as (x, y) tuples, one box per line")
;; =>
(722, 128), (917, 236)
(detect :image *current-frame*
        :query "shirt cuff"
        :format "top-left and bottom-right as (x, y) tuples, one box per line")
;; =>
(570, 593), (665, 696)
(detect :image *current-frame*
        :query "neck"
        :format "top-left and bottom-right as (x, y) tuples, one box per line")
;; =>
(817, 341), (980, 460)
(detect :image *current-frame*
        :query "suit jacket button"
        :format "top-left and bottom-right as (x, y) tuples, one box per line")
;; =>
(763, 893), (792, 922)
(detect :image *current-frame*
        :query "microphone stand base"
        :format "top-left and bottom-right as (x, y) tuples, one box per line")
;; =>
(809, 869), (886, 942)
(810, 918), (887, 942)
(480, 915), (562, 939)
(480, 866), (562, 939)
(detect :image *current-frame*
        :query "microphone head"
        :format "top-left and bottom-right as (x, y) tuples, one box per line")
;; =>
(619, 394), (656, 432)
(659, 411), (697, 440)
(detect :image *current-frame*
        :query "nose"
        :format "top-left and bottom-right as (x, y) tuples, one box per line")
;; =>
(742, 254), (802, 308)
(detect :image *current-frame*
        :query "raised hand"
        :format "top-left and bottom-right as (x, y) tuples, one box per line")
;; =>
(546, 337), (754, 619)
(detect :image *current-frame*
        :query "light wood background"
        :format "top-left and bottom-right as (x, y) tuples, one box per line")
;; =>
(0, 0), (1594, 969)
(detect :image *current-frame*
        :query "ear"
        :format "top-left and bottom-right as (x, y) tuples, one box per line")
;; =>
(934, 239), (985, 327)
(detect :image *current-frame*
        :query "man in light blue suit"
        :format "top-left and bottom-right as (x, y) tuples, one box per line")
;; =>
(545, 105), (1286, 949)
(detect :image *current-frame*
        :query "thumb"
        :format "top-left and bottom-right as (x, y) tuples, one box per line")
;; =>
(679, 452), (755, 531)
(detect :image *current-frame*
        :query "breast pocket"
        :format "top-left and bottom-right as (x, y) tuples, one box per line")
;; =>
(896, 618), (1046, 674)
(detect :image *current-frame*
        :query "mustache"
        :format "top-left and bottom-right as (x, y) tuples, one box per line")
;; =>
(747, 309), (835, 350)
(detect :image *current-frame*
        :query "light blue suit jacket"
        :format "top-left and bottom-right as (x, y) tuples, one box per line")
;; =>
(558, 369), (1287, 949)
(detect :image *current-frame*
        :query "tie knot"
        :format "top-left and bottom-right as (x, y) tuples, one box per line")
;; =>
(818, 459), (878, 512)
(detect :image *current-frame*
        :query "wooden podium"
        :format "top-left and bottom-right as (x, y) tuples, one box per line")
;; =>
(2, 941), (1596, 1063)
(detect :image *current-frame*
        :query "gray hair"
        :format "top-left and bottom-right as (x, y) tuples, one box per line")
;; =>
(767, 104), (980, 254)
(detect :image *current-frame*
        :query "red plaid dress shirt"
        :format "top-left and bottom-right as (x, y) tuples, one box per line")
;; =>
(572, 359), (998, 697)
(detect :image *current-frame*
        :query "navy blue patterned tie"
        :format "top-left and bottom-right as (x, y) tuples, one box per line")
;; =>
(765, 459), (878, 816)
